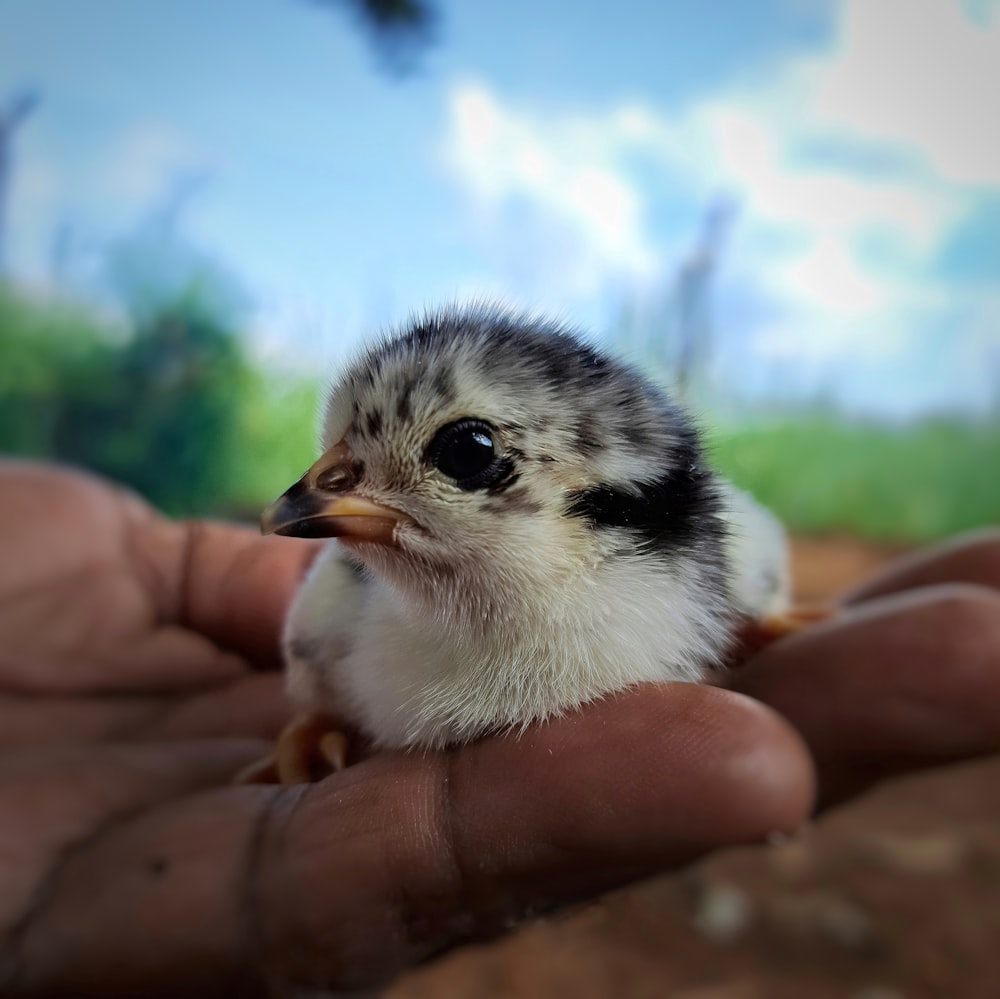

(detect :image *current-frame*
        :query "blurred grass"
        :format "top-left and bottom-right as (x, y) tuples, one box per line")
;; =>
(0, 282), (325, 517)
(227, 371), (321, 514)
(708, 415), (1000, 544)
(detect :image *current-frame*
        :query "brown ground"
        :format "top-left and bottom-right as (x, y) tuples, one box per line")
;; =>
(388, 536), (1000, 999)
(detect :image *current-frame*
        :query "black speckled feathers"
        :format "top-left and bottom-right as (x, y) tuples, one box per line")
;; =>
(333, 304), (726, 564)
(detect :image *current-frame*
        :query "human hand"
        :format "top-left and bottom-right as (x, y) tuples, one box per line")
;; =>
(0, 458), (320, 743)
(0, 460), (997, 996)
(0, 461), (810, 995)
(731, 529), (1000, 807)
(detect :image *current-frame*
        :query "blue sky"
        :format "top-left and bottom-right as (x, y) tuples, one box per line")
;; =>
(2, 0), (999, 417)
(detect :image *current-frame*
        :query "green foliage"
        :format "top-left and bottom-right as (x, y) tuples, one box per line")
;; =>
(708, 415), (1000, 543)
(0, 289), (114, 455)
(93, 295), (249, 512)
(0, 282), (249, 514)
(0, 280), (325, 517)
(227, 368), (321, 515)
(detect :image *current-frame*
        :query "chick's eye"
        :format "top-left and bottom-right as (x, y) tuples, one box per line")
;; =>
(427, 418), (502, 489)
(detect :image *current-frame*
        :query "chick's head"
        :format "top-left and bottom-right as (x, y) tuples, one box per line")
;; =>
(263, 306), (727, 619)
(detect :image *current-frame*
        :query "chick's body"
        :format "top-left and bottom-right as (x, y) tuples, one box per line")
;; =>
(272, 308), (787, 751)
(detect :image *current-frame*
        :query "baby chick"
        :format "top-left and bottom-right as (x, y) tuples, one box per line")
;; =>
(249, 306), (792, 782)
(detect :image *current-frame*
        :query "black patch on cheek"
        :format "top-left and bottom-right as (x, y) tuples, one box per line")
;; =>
(365, 408), (383, 440)
(564, 427), (724, 557)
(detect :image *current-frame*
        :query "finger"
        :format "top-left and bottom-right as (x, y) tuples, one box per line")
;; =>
(6, 685), (813, 996)
(166, 520), (322, 670)
(1, 629), (251, 698)
(0, 463), (271, 694)
(846, 527), (1000, 603)
(732, 583), (1000, 808)
(0, 674), (290, 749)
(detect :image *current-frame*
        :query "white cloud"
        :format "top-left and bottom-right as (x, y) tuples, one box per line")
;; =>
(811, 0), (1000, 185)
(5, 119), (217, 287)
(439, 0), (999, 413)
(781, 238), (889, 314)
(100, 123), (216, 210)
(444, 82), (660, 302)
(695, 101), (961, 251)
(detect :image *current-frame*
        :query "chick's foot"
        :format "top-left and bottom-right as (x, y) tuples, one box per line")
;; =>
(737, 606), (833, 660)
(234, 713), (349, 785)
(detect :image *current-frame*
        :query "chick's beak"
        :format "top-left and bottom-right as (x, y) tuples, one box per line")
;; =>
(260, 442), (407, 546)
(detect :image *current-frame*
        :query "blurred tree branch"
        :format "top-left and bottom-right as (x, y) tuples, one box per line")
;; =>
(0, 88), (40, 271)
(305, 0), (437, 75)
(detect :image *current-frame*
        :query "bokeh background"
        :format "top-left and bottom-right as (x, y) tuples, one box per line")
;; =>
(2, 3), (1000, 996)
(1, 0), (997, 541)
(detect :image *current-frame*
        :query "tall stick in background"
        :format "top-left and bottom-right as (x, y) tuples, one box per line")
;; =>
(672, 195), (737, 395)
(0, 88), (40, 274)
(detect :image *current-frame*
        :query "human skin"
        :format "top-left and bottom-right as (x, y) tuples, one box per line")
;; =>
(0, 459), (997, 996)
